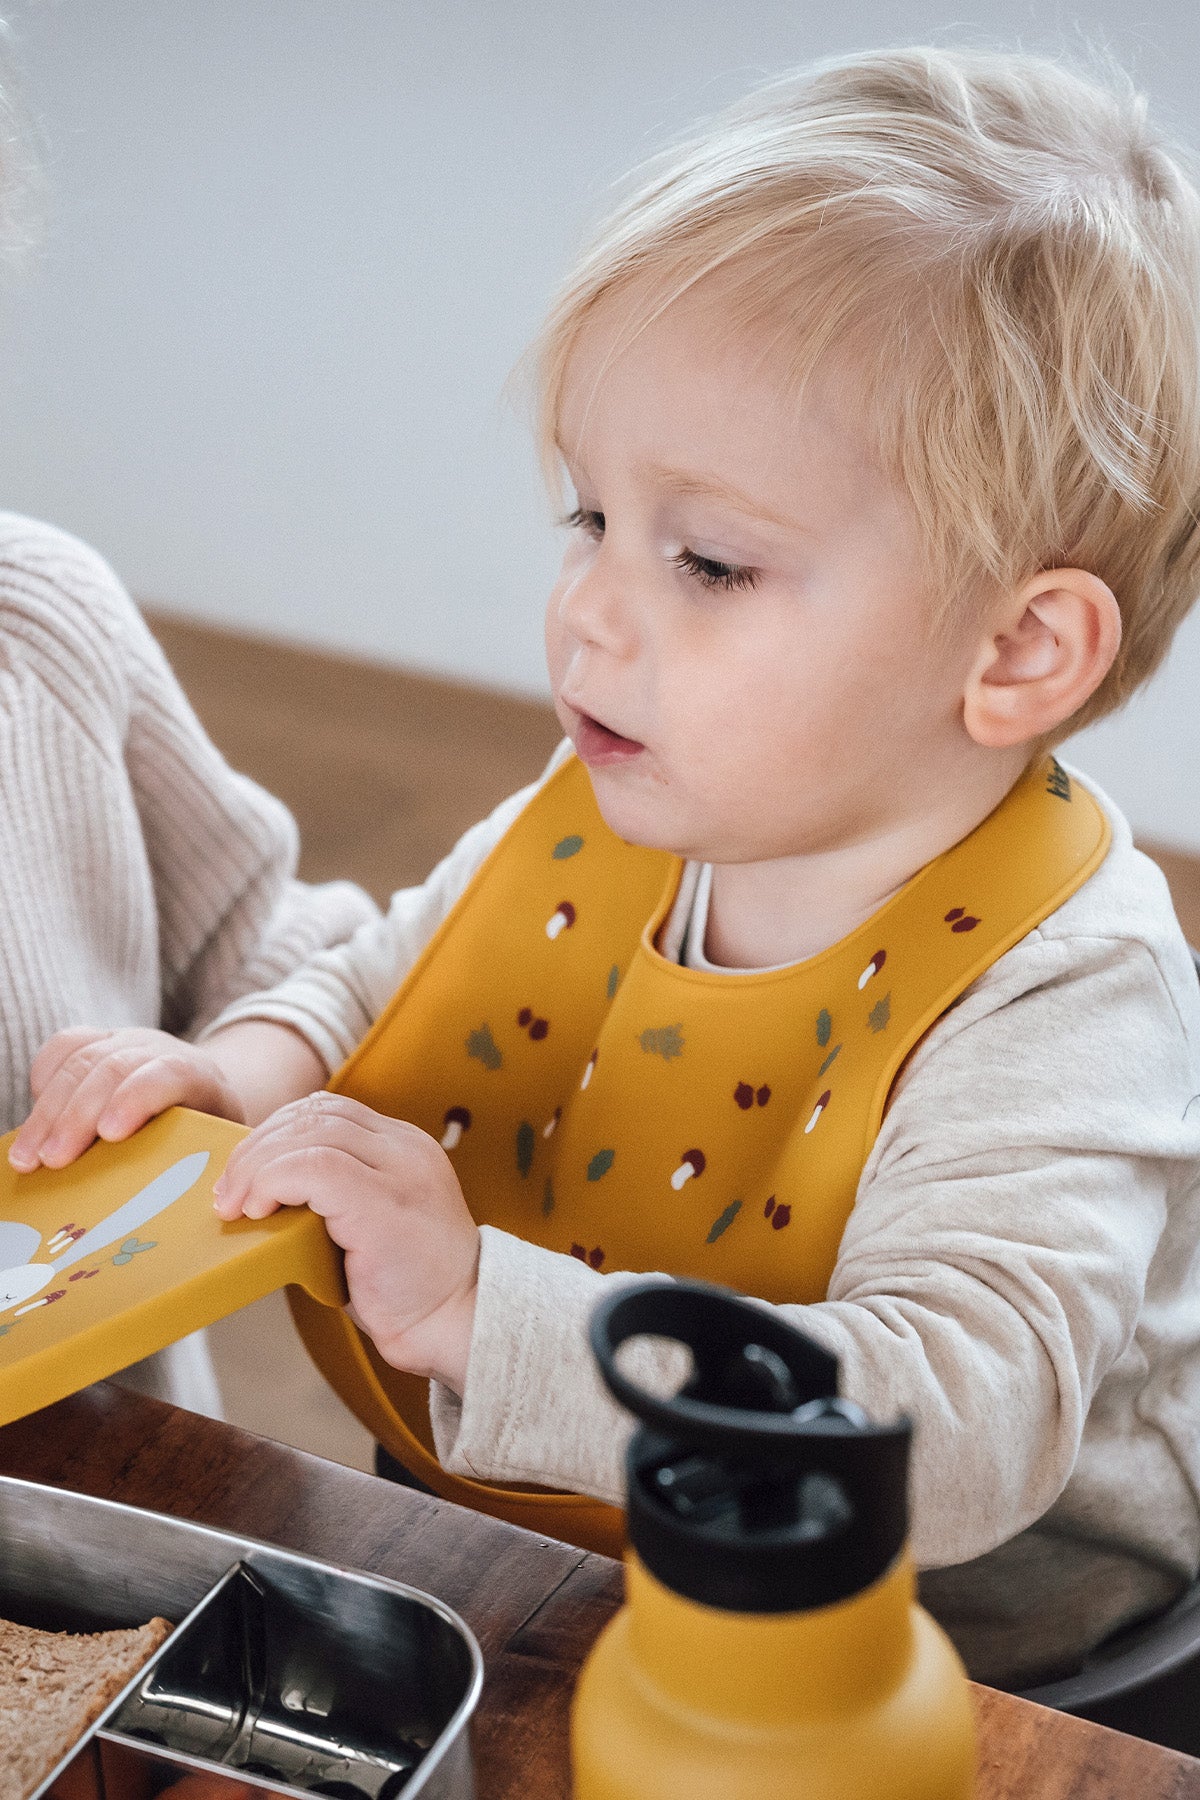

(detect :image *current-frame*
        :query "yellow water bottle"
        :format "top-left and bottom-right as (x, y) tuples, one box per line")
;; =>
(572, 1281), (975, 1799)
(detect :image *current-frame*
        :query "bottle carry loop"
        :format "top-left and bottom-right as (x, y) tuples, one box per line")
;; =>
(591, 1280), (912, 1613)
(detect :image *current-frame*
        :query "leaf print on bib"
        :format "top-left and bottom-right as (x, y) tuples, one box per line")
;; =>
(639, 1023), (684, 1060)
(816, 1008), (832, 1047)
(706, 1200), (742, 1243)
(466, 1024), (503, 1071)
(606, 963), (620, 999)
(552, 834), (584, 860)
(516, 1121), (535, 1177)
(867, 994), (891, 1033)
(587, 1148), (616, 1181)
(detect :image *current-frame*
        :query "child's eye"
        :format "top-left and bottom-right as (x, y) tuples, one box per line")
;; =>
(673, 546), (758, 592)
(561, 506), (605, 540)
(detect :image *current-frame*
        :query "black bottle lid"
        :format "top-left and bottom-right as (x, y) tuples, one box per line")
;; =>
(590, 1279), (911, 1614)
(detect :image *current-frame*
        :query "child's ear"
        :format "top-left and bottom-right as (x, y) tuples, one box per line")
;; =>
(962, 568), (1122, 749)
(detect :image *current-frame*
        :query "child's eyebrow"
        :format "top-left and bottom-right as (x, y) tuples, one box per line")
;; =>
(641, 463), (807, 534)
(554, 438), (810, 536)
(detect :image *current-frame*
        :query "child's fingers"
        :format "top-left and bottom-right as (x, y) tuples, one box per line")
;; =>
(235, 1091), (387, 1158)
(214, 1097), (385, 1204)
(212, 1096), (404, 1222)
(214, 1119), (379, 1224)
(215, 1145), (361, 1223)
(211, 1095), (434, 1226)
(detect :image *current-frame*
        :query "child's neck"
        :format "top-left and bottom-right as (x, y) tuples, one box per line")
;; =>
(704, 754), (1030, 970)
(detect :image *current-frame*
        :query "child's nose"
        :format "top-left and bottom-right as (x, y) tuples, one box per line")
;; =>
(556, 549), (640, 659)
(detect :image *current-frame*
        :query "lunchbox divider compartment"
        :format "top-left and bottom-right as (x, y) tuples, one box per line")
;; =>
(27, 1562), (244, 1800)
(98, 1551), (473, 1796)
(106, 1562), (267, 1767)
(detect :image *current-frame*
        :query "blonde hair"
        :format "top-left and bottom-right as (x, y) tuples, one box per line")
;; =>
(531, 48), (1200, 731)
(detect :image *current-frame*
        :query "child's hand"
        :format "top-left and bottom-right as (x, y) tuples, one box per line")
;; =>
(10, 1026), (248, 1171)
(212, 1093), (480, 1392)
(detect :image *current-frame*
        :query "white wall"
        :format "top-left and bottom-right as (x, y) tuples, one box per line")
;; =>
(0, 0), (1198, 845)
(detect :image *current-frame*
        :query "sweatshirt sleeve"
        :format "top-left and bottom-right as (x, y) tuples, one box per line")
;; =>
(203, 739), (576, 1070)
(430, 925), (1198, 1568)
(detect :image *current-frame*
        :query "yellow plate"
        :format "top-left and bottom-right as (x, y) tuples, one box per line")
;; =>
(0, 1106), (346, 1425)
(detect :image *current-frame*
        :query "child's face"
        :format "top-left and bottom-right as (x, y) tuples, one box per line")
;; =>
(545, 288), (986, 866)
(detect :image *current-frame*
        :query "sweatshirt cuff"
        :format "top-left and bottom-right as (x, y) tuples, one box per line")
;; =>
(429, 1226), (682, 1501)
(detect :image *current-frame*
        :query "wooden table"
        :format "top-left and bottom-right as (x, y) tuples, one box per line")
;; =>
(3, 1385), (1199, 1799)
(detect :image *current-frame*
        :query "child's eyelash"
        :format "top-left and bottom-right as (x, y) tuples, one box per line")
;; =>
(560, 508), (758, 592)
(671, 547), (758, 592)
(562, 506), (604, 538)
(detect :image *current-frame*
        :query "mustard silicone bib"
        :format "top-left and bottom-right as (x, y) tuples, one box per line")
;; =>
(290, 751), (1109, 1552)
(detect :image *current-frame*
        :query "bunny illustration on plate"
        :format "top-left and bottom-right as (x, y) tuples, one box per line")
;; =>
(0, 1152), (210, 1316)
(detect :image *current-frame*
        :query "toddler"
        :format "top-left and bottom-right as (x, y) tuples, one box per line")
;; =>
(14, 49), (1200, 1688)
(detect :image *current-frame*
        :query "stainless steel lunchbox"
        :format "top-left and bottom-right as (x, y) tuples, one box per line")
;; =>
(0, 1474), (483, 1800)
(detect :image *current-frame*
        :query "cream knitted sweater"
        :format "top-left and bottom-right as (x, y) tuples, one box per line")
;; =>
(0, 511), (376, 1132)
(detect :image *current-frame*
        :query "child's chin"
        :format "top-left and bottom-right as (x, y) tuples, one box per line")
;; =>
(584, 766), (688, 853)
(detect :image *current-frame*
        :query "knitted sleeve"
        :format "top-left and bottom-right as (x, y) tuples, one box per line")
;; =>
(121, 622), (378, 1036)
(0, 513), (376, 1039)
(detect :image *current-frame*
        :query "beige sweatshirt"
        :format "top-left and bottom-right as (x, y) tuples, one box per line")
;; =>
(212, 742), (1200, 1684)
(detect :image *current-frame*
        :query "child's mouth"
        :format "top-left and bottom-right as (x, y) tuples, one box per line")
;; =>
(573, 712), (645, 766)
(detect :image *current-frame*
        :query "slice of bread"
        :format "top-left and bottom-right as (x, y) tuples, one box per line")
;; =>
(0, 1614), (172, 1800)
